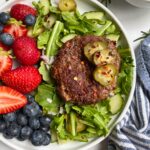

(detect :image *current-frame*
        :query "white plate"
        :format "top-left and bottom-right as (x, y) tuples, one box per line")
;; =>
(0, 0), (136, 150)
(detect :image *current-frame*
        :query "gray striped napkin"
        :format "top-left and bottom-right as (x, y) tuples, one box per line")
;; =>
(108, 36), (150, 150)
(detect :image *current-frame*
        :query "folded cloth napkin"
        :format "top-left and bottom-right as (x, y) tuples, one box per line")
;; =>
(108, 36), (150, 150)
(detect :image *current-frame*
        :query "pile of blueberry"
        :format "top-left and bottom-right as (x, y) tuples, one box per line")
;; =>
(0, 12), (36, 46)
(0, 95), (51, 146)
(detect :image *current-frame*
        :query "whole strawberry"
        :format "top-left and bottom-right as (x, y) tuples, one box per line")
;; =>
(13, 36), (40, 65)
(10, 4), (36, 21)
(1, 66), (42, 94)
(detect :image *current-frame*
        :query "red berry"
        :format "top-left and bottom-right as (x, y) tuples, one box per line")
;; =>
(3, 24), (27, 39)
(13, 36), (40, 65)
(0, 42), (10, 51)
(2, 66), (42, 94)
(10, 4), (36, 21)
(0, 86), (27, 114)
(0, 50), (12, 77)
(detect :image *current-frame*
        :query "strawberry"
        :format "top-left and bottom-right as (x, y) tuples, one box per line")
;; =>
(13, 36), (40, 65)
(0, 50), (12, 77)
(0, 42), (10, 51)
(0, 86), (27, 114)
(3, 24), (27, 39)
(1, 66), (42, 94)
(10, 4), (36, 21)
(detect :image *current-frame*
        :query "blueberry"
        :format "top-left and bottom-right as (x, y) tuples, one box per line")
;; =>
(17, 135), (26, 141)
(24, 14), (36, 26)
(23, 102), (41, 117)
(40, 116), (51, 127)
(42, 134), (51, 146)
(20, 126), (33, 139)
(7, 123), (21, 137)
(0, 12), (10, 24)
(40, 126), (49, 132)
(0, 24), (4, 33)
(0, 33), (14, 46)
(26, 95), (35, 103)
(31, 130), (46, 146)
(0, 120), (6, 132)
(17, 113), (28, 126)
(3, 130), (14, 139)
(29, 118), (40, 130)
(3, 112), (16, 122)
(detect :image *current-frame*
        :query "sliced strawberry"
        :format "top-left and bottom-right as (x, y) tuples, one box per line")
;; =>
(0, 86), (27, 114)
(0, 50), (12, 77)
(0, 42), (10, 51)
(3, 24), (27, 39)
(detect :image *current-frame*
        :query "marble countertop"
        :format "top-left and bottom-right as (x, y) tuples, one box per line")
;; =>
(0, 0), (150, 149)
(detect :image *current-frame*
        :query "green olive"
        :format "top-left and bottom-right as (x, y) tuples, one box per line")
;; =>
(84, 41), (107, 62)
(93, 64), (117, 86)
(93, 49), (115, 66)
(58, 0), (76, 11)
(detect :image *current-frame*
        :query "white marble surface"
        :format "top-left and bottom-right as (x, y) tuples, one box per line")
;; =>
(1, 0), (150, 149)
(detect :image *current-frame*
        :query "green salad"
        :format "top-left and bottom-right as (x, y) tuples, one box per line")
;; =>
(28, 0), (134, 143)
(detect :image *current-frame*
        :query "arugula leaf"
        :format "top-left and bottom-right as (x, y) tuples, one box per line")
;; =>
(118, 48), (134, 96)
(38, 61), (51, 83)
(46, 21), (64, 56)
(35, 83), (63, 114)
(37, 30), (51, 49)
(62, 12), (79, 25)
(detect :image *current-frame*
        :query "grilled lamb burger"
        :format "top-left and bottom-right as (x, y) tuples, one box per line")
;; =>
(51, 35), (121, 105)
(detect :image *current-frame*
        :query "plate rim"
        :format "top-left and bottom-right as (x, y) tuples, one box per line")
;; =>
(0, 0), (136, 150)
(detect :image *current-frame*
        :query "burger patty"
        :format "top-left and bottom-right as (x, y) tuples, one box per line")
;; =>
(51, 35), (121, 105)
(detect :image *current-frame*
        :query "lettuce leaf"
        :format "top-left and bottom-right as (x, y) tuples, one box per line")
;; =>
(46, 21), (64, 56)
(35, 83), (63, 114)
(37, 30), (51, 49)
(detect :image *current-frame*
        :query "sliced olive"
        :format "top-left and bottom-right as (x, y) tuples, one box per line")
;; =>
(84, 41), (107, 61)
(93, 64), (117, 86)
(93, 49), (115, 66)
(58, 0), (76, 11)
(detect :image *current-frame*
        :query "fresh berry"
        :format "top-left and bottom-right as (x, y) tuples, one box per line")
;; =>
(0, 120), (6, 132)
(29, 118), (40, 130)
(0, 12), (10, 24)
(0, 24), (4, 33)
(31, 130), (46, 146)
(3, 130), (14, 139)
(20, 126), (33, 139)
(40, 116), (51, 127)
(40, 126), (49, 132)
(3, 112), (16, 122)
(0, 50), (12, 77)
(23, 102), (41, 117)
(13, 36), (40, 65)
(42, 134), (51, 146)
(17, 113), (28, 126)
(3, 24), (27, 39)
(0, 33), (14, 46)
(7, 123), (21, 137)
(1, 66), (42, 94)
(24, 14), (36, 26)
(0, 86), (27, 114)
(26, 95), (35, 103)
(17, 135), (26, 141)
(0, 42), (10, 51)
(10, 4), (36, 21)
